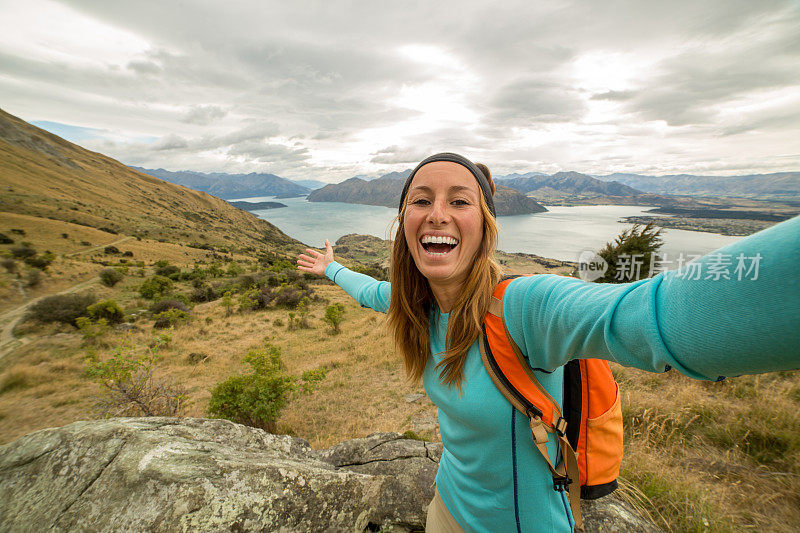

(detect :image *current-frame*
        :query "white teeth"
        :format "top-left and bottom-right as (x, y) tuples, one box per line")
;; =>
(421, 235), (459, 245)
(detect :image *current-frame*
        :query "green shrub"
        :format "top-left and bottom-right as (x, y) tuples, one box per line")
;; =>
(0, 233), (14, 244)
(220, 291), (234, 317)
(153, 308), (190, 329)
(76, 316), (110, 342)
(85, 335), (186, 417)
(87, 299), (125, 324)
(10, 229), (25, 235)
(255, 286), (275, 309)
(155, 264), (181, 279)
(26, 292), (96, 326)
(24, 269), (41, 287)
(139, 275), (172, 299)
(24, 251), (55, 270)
(208, 345), (326, 433)
(99, 268), (124, 287)
(10, 244), (36, 259)
(352, 263), (389, 281)
(323, 303), (345, 333)
(226, 263), (244, 277)
(275, 286), (302, 308)
(190, 283), (218, 303)
(1, 257), (17, 274)
(150, 299), (189, 314)
(238, 289), (259, 312)
(104, 245), (120, 254)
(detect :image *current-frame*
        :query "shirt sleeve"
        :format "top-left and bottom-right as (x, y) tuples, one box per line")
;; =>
(324, 261), (392, 314)
(502, 215), (800, 380)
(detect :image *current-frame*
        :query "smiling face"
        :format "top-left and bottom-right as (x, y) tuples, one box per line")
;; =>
(402, 161), (485, 293)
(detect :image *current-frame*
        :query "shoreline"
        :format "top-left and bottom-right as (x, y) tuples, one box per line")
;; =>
(619, 215), (778, 236)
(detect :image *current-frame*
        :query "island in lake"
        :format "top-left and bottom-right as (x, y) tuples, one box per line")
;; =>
(228, 201), (288, 211)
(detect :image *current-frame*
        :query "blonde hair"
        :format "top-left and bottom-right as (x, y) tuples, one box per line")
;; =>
(386, 163), (502, 389)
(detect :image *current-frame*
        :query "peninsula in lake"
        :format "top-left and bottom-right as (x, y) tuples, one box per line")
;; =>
(307, 172), (548, 216)
(227, 200), (287, 211)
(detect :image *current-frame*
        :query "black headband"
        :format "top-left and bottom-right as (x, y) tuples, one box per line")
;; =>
(398, 152), (496, 217)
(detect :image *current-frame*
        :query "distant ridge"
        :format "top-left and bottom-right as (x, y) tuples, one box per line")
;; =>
(133, 167), (310, 199)
(593, 172), (800, 200)
(308, 171), (547, 216)
(500, 171), (643, 197)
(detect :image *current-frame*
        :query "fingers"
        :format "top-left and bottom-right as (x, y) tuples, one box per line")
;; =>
(325, 239), (333, 253)
(304, 248), (322, 258)
(298, 253), (317, 263)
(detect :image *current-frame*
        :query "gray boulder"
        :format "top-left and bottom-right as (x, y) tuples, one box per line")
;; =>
(0, 418), (661, 532)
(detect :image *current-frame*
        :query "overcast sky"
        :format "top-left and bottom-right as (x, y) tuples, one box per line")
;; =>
(1, 0), (799, 182)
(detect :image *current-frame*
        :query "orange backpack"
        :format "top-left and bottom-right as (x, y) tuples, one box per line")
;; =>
(479, 277), (623, 532)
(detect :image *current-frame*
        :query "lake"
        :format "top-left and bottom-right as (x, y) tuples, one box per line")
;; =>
(235, 196), (743, 262)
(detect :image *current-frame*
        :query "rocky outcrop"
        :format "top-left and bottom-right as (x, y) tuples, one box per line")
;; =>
(0, 418), (661, 532)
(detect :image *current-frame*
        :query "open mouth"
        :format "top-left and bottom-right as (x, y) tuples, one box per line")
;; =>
(420, 235), (459, 256)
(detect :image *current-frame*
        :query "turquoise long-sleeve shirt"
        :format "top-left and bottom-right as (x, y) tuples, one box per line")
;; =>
(324, 215), (800, 532)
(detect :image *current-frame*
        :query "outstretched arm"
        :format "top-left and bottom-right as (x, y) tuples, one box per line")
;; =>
(297, 240), (391, 313)
(504, 216), (800, 380)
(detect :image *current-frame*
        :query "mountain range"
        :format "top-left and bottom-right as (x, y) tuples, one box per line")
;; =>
(498, 171), (643, 197)
(593, 172), (800, 200)
(132, 167), (311, 199)
(307, 174), (548, 216)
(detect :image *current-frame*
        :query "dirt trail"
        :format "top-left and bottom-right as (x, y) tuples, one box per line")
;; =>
(1, 236), (134, 359)
(65, 236), (133, 257)
(0, 277), (99, 360)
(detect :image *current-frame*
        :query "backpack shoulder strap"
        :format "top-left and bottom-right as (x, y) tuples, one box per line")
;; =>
(481, 277), (585, 530)
(484, 278), (564, 428)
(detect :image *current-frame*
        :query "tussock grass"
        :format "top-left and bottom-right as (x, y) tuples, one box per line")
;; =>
(615, 365), (800, 531)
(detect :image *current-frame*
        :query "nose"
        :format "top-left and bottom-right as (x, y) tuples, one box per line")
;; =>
(426, 198), (451, 225)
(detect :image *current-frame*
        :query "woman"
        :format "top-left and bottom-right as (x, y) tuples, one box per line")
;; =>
(297, 152), (800, 532)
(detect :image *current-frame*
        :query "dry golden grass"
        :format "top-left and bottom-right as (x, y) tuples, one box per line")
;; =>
(614, 365), (800, 532)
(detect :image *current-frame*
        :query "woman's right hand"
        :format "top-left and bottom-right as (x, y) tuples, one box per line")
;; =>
(297, 239), (334, 277)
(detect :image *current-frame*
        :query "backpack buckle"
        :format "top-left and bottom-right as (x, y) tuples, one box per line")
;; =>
(553, 475), (572, 492)
(554, 416), (567, 437)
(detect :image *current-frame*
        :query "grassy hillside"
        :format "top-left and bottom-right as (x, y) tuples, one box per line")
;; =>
(0, 108), (298, 254)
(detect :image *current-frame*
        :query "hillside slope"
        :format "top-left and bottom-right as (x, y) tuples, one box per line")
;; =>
(0, 109), (298, 253)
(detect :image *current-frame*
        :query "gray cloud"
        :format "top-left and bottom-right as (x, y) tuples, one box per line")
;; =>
(370, 145), (429, 164)
(152, 134), (188, 151)
(487, 79), (587, 126)
(181, 105), (227, 125)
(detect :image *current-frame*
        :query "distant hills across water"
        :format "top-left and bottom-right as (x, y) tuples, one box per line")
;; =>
(133, 165), (800, 214)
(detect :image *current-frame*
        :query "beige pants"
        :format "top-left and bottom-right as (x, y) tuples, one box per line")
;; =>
(425, 489), (465, 533)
